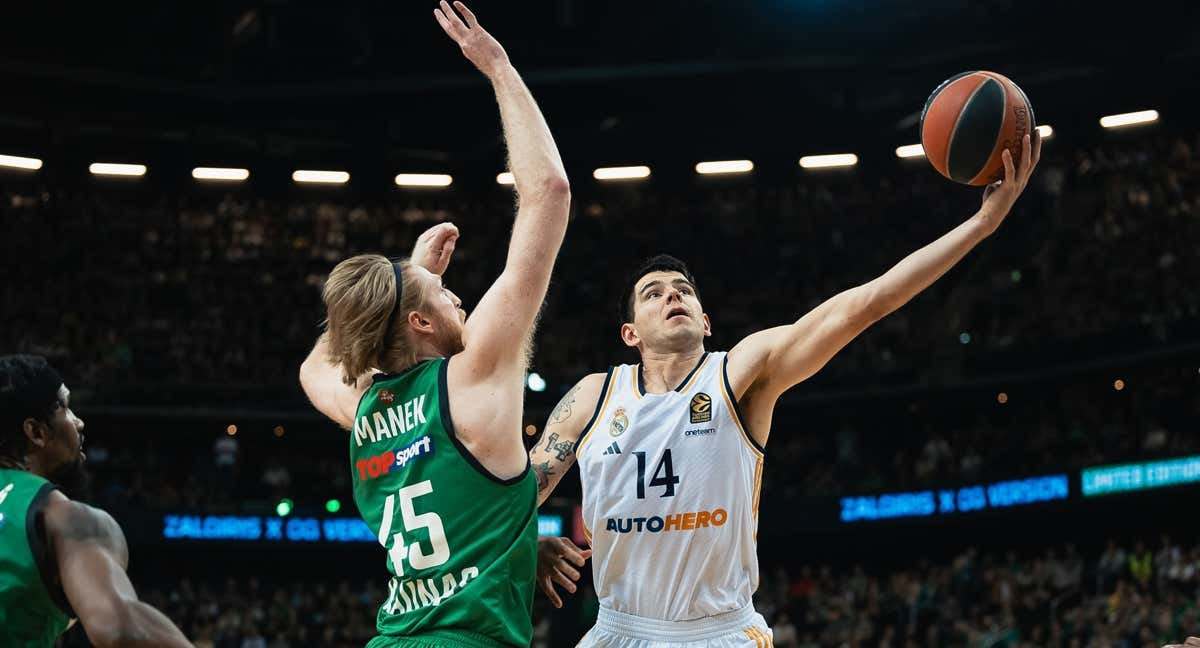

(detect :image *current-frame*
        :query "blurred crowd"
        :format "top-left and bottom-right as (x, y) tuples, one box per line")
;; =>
(53, 536), (1200, 647)
(3, 130), (1198, 406)
(753, 537), (1200, 647)
(11, 127), (1196, 648)
(77, 358), (1197, 512)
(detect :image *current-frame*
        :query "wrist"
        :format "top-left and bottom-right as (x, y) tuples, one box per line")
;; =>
(970, 209), (1002, 238)
(486, 62), (519, 86)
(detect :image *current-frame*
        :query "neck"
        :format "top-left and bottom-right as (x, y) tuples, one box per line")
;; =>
(637, 346), (706, 393)
(383, 340), (444, 374)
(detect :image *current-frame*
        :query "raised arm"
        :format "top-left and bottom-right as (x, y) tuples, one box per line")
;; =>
(300, 223), (460, 430)
(435, 1), (571, 378)
(44, 496), (193, 648)
(529, 373), (606, 506)
(729, 133), (1041, 442)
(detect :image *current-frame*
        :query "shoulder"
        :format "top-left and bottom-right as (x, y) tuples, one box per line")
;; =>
(544, 372), (609, 436)
(42, 494), (127, 555)
(727, 330), (784, 398)
(563, 372), (609, 412)
(576, 371), (609, 393)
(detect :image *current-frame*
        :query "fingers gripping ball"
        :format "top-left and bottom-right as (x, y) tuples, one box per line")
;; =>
(921, 71), (1035, 186)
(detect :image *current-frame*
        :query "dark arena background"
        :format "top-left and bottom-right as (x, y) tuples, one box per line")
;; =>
(2, 1), (1199, 646)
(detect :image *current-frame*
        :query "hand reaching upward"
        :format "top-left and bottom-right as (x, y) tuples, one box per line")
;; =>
(978, 130), (1043, 234)
(410, 222), (459, 277)
(434, 1), (511, 79)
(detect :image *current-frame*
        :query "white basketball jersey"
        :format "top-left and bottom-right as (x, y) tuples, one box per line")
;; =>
(576, 351), (765, 621)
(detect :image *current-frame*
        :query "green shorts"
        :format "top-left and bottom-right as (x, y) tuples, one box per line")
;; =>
(365, 629), (516, 648)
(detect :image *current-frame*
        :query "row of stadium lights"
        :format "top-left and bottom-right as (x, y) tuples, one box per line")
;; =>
(0, 111), (1159, 184)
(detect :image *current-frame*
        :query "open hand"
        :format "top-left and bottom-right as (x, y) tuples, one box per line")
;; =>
(410, 222), (459, 276)
(434, 1), (510, 78)
(537, 536), (592, 608)
(978, 129), (1042, 233)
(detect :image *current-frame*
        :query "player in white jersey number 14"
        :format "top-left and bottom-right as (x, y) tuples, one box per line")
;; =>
(531, 133), (1042, 646)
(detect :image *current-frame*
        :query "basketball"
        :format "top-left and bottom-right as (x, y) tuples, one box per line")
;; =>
(920, 71), (1035, 186)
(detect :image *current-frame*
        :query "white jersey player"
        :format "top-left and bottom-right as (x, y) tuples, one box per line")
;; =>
(531, 132), (1041, 648)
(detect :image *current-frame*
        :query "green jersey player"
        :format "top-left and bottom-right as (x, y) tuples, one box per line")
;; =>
(0, 354), (192, 648)
(299, 3), (576, 646)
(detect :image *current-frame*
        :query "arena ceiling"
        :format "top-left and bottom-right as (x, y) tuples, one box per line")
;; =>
(1, 0), (1194, 171)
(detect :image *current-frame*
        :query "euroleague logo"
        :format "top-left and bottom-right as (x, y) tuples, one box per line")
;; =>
(689, 392), (712, 424)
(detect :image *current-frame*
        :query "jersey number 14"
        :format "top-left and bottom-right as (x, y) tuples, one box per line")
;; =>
(633, 449), (680, 498)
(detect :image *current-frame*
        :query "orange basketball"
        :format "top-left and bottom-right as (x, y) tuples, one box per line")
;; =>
(920, 71), (1034, 186)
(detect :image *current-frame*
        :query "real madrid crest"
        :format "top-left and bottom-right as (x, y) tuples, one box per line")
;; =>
(690, 392), (712, 423)
(610, 407), (629, 437)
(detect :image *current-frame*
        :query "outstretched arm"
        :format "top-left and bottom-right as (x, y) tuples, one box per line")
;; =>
(45, 496), (193, 648)
(435, 1), (571, 378)
(300, 223), (460, 430)
(729, 133), (1042, 430)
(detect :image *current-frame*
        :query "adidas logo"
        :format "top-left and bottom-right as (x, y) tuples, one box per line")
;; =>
(602, 441), (622, 456)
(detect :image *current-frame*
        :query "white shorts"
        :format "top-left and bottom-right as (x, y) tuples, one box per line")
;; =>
(576, 603), (773, 648)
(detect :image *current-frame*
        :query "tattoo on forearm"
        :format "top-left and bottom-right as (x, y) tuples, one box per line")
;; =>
(548, 384), (581, 425)
(541, 432), (575, 462)
(534, 461), (554, 494)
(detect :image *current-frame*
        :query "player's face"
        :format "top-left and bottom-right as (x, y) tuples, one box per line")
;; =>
(29, 385), (90, 495)
(622, 271), (711, 352)
(414, 266), (466, 356)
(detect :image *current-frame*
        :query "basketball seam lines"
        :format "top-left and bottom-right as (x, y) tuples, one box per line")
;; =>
(946, 78), (992, 183)
(971, 74), (1010, 185)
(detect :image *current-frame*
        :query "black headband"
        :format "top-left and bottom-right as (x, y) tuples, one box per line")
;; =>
(385, 260), (404, 333)
(0, 359), (63, 418)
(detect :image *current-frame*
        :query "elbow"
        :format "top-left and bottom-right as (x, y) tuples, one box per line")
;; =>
(542, 174), (571, 199)
(298, 359), (315, 391)
(860, 299), (892, 326)
(857, 282), (897, 324)
(84, 612), (132, 648)
(520, 174), (571, 205)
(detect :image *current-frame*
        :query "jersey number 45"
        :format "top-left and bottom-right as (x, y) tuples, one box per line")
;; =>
(379, 480), (451, 576)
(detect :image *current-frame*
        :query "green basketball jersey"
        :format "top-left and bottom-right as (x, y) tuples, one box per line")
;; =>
(0, 468), (72, 648)
(350, 358), (537, 648)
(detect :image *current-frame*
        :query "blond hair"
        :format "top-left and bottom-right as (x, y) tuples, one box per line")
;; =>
(322, 255), (426, 385)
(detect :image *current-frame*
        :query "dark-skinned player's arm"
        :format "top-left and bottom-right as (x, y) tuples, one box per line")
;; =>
(299, 222), (460, 430)
(435, 2), (570, 445)
(727, 132), (1042, 447)
(528, 373), (604, 607)
(43, 494), (194, 648)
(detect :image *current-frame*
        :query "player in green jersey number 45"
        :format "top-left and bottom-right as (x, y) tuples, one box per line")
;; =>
(0, 354), (193, 648)
(299, 3), (583, 647)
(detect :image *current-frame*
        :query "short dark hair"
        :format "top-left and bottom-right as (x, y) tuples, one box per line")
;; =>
(620, 254), (699, 324)
(0, 355), (63, 460)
